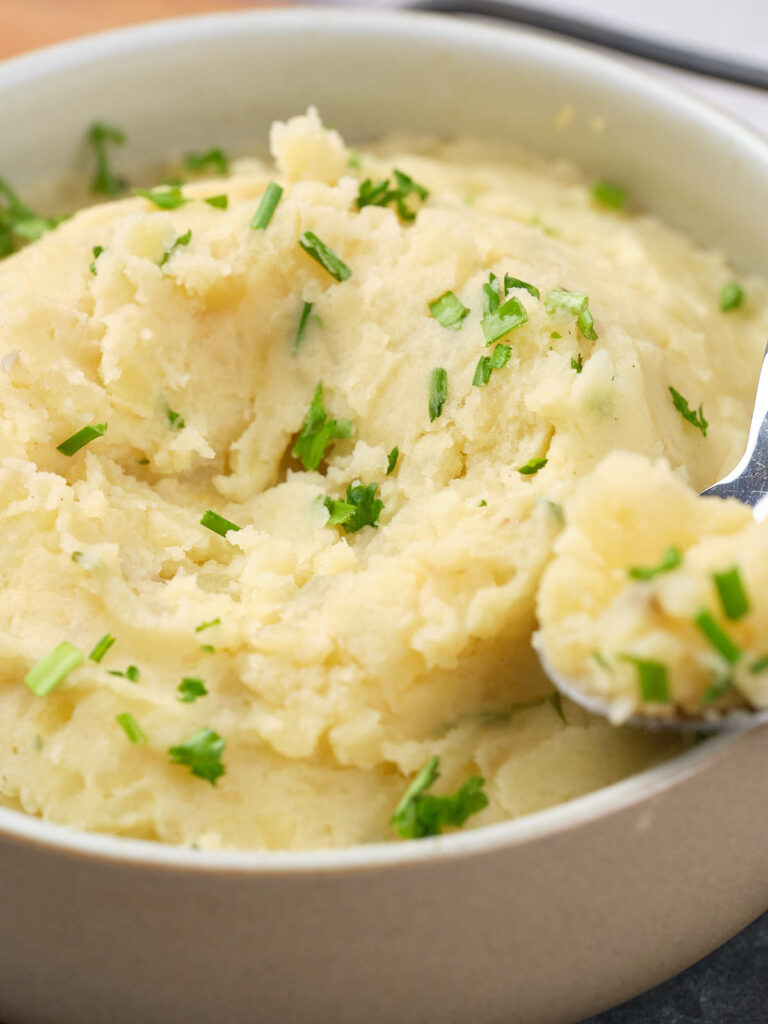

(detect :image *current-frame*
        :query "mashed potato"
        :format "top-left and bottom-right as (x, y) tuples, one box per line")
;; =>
(1, 109), (766, 850)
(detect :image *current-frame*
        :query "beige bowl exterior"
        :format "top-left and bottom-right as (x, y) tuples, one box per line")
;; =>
(0, 11), (767, 1023)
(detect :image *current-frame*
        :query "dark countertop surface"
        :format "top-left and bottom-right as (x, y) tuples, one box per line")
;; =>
(582, 910), (768, 1024)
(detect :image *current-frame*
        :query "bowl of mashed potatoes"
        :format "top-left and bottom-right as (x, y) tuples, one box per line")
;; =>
(1, 9), (767, 1024)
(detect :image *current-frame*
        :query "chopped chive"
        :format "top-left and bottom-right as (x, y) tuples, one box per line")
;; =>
(749, 653), (768, 674)
(133, 186), (188, 210)
(713, 567), (750, 621)
(591, 180), (627, 209)
(200, 510), (241, 537)
(251, 181), (283, 230)
(429, 291), (470, 330)
(701, 677), (734, 706)
(478, 499), (487, 507)
(204, 194), (228, 209)
(355, 169), (429, 220)
(628, 546), (682, 580)
(166, 405), (185, 430)
(116, 712), (146, 745)
(108, 665), (140, 682)
(184, 148), (229, 176)
(89, 633), (116, 663)
(294, 300), (313, 352)
(473, 343), (511, 387)
(544, 288), (598, 341)
(694, 610), (742, 664)
(168, 726), (226, 785)
(386, 446), (399, 475)
(89, 245), (105, 275)
(195, 618), (221, 633)
(298, 231), (351, 281)
(159, 228), (192, 267)
(482, 295), (527, 345)
(56, 421), (107, 456)
(550, 331), (562, 339)
(518, 456), (548, 476)
(178, 677), (208, 703)
(719, 281), (744, 312)
(592, 651), (611, 671)
(200, 644), (215, 654)
(571, 353), (583, 373)
(88, 122), (127, 196)
(428, 367), (448, 421)
(24, 641), (83, 697)
(503, 274), (540, 299)
(622, 655), (671, 703)
(669, 386), (708, 437)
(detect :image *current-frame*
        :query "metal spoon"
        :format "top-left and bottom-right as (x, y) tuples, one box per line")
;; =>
(539, 344), (768, 731)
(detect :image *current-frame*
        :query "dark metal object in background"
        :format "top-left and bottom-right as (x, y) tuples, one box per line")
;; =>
(411, 0), (768, 90)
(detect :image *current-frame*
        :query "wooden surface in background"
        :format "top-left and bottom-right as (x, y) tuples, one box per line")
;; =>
(1, 0), (270, 59)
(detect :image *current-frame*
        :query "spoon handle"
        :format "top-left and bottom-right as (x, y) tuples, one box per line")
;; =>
(702, 344), (768, 516)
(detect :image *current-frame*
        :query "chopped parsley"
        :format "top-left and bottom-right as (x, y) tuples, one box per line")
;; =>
(184, 148), (229, 176)
(628, 546), (682, 580)
(298, 231), (351, 281)
(165, 404), (185, 430)
(694, 610), (741, 664)
(591, 180), (627, 209)
(168, 726), (226, 785)
(518, 456), (548, 476)
(108, 665), (140, 683)
(24, 641), (83, 697)
(89, 245), (105, 275)
(550, 331), (562, 339)
(323, 481), (383, 533)
(116, 712), (146, 745)
(544, 288), (598, 341)
(292, 382), (353, 471)
(200, 510), (242, 537)
(195, 618), (221, 633)
(669, 386), (708, 437)
(178, 677), (208, 703)
(0, 177), (64, 257)
(481, 273), (528, 344)
(428, 367), (448, 421)
(701, 677), (734, 706)
(88, 122), (127, 196)
(159, 228), (191, 266)
(56, 421), (107, 456)
(386, 446), (399, 475)
(719, 281), (744, 312)
(622, 655), (671, 703)
(294, 301), (313, 352)
(133, 185), (188, 210)
(89, 633), (116, 663)
(713, 567), (750, 621)
(472, 343), (511, 386)
(251, 182), (283, 230)
(429, 291), (470, 330)
(503, 274), (540, 299)
(571, 353), (583, 373)
(204, 194), (229, 210)
(390, 756), (488, 839)
(356, 169), (429, 220)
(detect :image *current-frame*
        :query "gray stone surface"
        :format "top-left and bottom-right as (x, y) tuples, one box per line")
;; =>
(581, 910), (768, 1023)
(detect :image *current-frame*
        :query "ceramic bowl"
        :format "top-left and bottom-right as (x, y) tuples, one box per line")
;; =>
(1, 10), (767, 1024)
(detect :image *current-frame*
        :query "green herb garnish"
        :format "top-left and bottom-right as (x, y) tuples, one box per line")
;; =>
(204, 194), (228, 210)
(628, 546), (682, 580)
(701, 677), (734, 706)
(0, 177), (64, 257)
(24, 641), (83, 697)
(518, 456), (548, 476)
(713, 567), (750, 621)
(622, 655), (671, 703)
(89, 245), (105, 275)
(298, 231), (351, 281)
(292, 382), (353, 471)
(428, 367), (448, 421)
(356, 169), (429, 220)
(200, 510), (242, 537)
(591, 180), (627, 209)
(89, 633), (116, 663)
(166, 405), (185, 430)
(472, 343), (511, 386)
(116, 712), (146, 744)
(749, 653), (768, 674)
(133, 185), (188, 210)
(571, 353), (583, 373)
(56, 421), (107, 456)
(184, 148), (229, 176)
(88, 122), (127, 196)
(251, 181), (283, 230)
(481, 273), (528, 344)
(694, 610), (741, 664)
(386, 446), (399, 475)
(390, 756), (488, 839)
(429, 290), (470, 331)
(719, 281), (744, 312)
(669, 386), (708, 437)
(200, 644), (215, 655)
(294, 301), (313, 352)
(159, 228), (191, 266)
(544, 288), (598, 340)
(195, 618), (221, 633)
(503, 274), (540, 299)
(178, 677), (208, 703)
(168, 726), (226, 785)
(108, 665), (140, 683)
(323, 481), (383, 533)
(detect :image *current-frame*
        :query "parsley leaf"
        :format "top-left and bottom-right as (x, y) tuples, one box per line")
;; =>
(56, 421), (107, 456)
(544, 288), (598, 340)
(88, 122), (127, 196)
(628, 546), (682, 580)
(116, 712), (146, 744)
(298, 231), (351, 281)
(481, 273), (528, 344)
(719, 281), (744, 312)
(386, 446), (399, 475)
(184, 148), (229, 176)
(591, 180), (627, 209)
(168, 726), (226, 785)
(669, 386), (708, 437)
(159, 228), (191, 266)
(165, 404), (185, 430)
(356, 168), (429, 220)
(429, 291), (470, 330)
(89, 245), (105, 275)
(178, 677), (208, 703)
(390, 756), (488, 839)
(428, 367), (448, 421)
(571, 353), (583, 373)
(293, 383), (353, 471)
(518, 456), (548, 476)
(472, 343), (511, 386)
(24, 641), (83, 697)
(0, 177), (63, 256)
(133, 185), (189, 210)
(713, 567), (750, 621)
(323, 481), (383, 533)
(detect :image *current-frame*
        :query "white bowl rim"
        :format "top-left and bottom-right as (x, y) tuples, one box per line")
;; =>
(0, 6), (764, 875)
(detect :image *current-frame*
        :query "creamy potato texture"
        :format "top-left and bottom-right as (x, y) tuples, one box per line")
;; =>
(1, 110), (766, 850)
